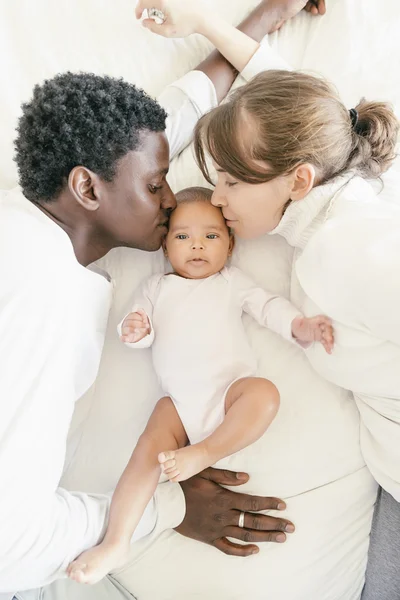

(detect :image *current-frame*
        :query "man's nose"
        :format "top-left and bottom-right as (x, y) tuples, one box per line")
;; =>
(162, 183), (177, 211)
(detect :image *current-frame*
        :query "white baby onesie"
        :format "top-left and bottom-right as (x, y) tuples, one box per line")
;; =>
(120, 266), (301, 445)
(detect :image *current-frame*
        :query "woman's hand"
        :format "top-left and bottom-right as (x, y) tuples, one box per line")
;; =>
(135, 0), (209, 38)
(176, 467), (295, 556)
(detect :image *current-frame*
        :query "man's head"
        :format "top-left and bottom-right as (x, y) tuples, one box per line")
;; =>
(14, 72), (176, 253)
(164, 186), (234, 280)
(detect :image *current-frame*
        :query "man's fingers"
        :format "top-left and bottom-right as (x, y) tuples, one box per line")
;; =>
(200, 467), (249, 486)
(228, 491), (287, 513)
(230, 511), (294, 533)
(214, 537), (258, 557)
(224, 526), (287, 544)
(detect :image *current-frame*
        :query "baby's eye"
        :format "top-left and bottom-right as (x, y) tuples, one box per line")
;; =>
(176, 234), (188, 240)
(207, 234), (219, 239)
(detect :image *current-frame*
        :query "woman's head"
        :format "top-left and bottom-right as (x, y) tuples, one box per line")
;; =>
(194, 70), (399, 239)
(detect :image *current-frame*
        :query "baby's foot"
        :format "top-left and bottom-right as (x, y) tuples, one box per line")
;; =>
(67, 541), (129, 585)
(158, 445), (211, 482)
(292, 315), (334, 354)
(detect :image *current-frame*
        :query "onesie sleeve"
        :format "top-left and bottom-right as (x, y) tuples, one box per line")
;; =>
(230, 266), (302, 344)
(117, 274), (161, 349)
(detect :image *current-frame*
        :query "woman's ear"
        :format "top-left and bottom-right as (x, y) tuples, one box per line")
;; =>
(289, 164), (316, 201)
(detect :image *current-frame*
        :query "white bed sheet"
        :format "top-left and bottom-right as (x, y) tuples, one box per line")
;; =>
(1, 1), (399, 598)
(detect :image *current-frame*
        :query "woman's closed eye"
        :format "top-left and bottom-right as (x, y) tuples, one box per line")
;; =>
(226, 180), (238, 188)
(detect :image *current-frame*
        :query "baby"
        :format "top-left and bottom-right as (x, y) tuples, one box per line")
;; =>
(67, 187), (333, 584)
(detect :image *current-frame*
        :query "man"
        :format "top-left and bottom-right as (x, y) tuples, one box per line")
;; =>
(0, 1), (324, 599)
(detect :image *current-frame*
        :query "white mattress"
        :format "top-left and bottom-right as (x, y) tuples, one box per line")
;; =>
(1, 1), (400, 598)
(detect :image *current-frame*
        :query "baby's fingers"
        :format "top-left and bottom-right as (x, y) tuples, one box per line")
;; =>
(321, 325), (334, 354)
(121, 317), (145, 334)
(121, 327), (149, 343)
(135, 309), (150, 328)
(313, 315), (332, 328)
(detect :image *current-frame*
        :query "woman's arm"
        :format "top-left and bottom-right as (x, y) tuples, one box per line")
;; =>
(157, 1), (303, 159)
(138, 0), (311, 101)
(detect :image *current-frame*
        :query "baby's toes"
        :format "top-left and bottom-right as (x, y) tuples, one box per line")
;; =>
(166, 468), (180, 481)
(68, 563), (87, 582)
(158, 450), (176, 466)
(161, 458), (176, 472)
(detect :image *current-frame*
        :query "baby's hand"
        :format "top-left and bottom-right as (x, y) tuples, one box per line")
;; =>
(120, 309), (151, 343)
(292, 315), (334, 354)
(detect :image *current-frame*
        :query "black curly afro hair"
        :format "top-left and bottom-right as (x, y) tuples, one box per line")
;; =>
(14, 72), (167, 203)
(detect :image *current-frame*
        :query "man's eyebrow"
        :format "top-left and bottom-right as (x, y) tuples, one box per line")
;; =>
(149, 167), (169, 177)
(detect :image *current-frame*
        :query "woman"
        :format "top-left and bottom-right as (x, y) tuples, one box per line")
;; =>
(138, 2), (400, 599)
(193, 36), (400, 600)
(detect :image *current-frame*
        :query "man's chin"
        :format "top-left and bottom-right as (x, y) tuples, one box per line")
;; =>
(137, 238), (164, 253)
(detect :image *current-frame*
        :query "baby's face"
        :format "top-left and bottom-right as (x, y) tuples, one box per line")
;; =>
(165, 200), (233, 279)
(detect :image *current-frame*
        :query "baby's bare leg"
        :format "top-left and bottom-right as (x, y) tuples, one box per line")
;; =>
(159, 377), (279, 483)
(67, 396), (187, 585)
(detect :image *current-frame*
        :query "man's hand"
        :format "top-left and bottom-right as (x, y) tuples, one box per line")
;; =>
(304, 0), (326, 15)
(260, 0), (326, 33)
(176, 468), (295, 557)
(120, 309), (151, 343)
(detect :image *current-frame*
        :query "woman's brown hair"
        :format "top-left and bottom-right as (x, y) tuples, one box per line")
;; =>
(194, 70), (399, 186)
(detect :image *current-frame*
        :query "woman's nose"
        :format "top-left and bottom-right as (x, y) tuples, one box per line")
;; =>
(211, 186), (227, 208)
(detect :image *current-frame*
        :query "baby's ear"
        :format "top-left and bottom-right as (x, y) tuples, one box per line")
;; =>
(162, 238), (168, 256)
(228, 233), (235, 256)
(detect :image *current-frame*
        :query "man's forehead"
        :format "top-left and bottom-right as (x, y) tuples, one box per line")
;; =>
(128, 130), (170, 172)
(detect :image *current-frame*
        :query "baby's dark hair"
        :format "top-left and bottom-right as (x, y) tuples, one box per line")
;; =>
(175, 186), (214, 204)
(14, 72), (167, 203)
(174, 186), (233, 237)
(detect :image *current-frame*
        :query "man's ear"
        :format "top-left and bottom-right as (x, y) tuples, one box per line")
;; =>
(289, 164), (316, 201)
(68, 166), (100, 211)
(228, 233), (235, 256)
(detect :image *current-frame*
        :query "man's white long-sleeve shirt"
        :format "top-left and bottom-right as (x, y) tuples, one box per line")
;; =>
(0, 42), (284, 594)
